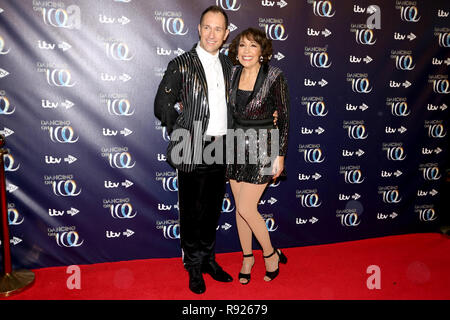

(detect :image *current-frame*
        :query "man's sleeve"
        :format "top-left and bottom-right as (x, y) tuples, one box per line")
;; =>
(154, 60), (182, 135)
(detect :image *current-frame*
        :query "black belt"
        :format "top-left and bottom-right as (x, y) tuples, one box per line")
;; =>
(234, 118), (274, 129)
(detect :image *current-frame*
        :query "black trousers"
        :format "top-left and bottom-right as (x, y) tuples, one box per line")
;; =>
(177, 136), (226, 270)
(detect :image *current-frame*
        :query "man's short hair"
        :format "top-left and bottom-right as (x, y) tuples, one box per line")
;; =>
(199, 5), (229, 29)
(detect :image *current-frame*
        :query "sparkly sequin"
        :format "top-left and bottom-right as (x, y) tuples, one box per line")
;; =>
(226, 65), (290, 184)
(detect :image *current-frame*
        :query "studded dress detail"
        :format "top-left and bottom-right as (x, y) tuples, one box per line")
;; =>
(226, 64), (290, 184)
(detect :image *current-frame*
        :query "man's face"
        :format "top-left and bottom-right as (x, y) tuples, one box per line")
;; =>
(198, 11), (229, 55)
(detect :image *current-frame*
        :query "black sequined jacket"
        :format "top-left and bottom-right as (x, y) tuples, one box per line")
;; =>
(154, 44), (233, 172)
(229, 64), (290, 156)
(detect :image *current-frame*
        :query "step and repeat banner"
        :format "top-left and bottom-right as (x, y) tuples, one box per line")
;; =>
(0, 0), (448, 269)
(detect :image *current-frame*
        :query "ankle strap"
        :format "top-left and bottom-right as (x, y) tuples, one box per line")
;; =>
(263, 249), (276, 259)
(243, 253), (254, 258)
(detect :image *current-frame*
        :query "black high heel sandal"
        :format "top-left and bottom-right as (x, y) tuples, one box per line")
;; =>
(263, 249), (287, 281)
(238, 253), (254, 285)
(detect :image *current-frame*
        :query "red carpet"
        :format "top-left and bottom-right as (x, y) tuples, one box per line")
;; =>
(3, 233), (450, 300)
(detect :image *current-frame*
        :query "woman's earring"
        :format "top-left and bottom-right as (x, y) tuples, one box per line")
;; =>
(259, 56), (264, 63)
(236, 55), (239, 61)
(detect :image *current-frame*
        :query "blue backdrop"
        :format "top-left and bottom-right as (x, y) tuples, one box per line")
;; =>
(0, 0), (448, 269)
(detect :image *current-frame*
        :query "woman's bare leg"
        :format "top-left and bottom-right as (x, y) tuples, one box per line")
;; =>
(229, 179), (254, 283)
(230, 180), (279, 281)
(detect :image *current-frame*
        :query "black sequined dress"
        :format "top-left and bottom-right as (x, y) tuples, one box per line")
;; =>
(225, 64), (290, 184)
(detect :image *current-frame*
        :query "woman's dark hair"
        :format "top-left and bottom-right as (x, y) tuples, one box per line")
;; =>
(228, 28), (273, 65)
(200, 5), (229, 29)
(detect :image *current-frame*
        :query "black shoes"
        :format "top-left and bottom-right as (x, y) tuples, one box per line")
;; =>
(188, 267), (206, 294)
(263, 248), (287, 281)
(202, 261), (233, 282)
(188, 250), (286, 293)
(188, 261), (233, 294)
(238, 253), (254, 285)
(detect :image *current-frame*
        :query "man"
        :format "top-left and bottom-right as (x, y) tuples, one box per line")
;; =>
(154, 6), (233, 294)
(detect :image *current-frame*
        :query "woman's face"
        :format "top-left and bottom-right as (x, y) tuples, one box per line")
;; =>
(237, 36), (262, 69)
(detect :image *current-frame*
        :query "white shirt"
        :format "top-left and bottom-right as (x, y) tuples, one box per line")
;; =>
(196, 42), (227, 136)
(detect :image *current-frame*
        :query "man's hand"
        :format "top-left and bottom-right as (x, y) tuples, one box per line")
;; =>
(175, 101), (183, 112)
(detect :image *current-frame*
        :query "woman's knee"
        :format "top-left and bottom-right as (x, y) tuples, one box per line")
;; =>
(236, 205), (257, 220)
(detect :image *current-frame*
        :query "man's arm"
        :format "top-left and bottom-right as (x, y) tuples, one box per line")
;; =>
(154, 60), (182, 135)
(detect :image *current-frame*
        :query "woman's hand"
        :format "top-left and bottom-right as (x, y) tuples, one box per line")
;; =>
(272, 156), (284, 179)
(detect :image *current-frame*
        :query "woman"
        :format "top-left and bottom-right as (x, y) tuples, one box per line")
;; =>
(226, 28), (289, 284)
